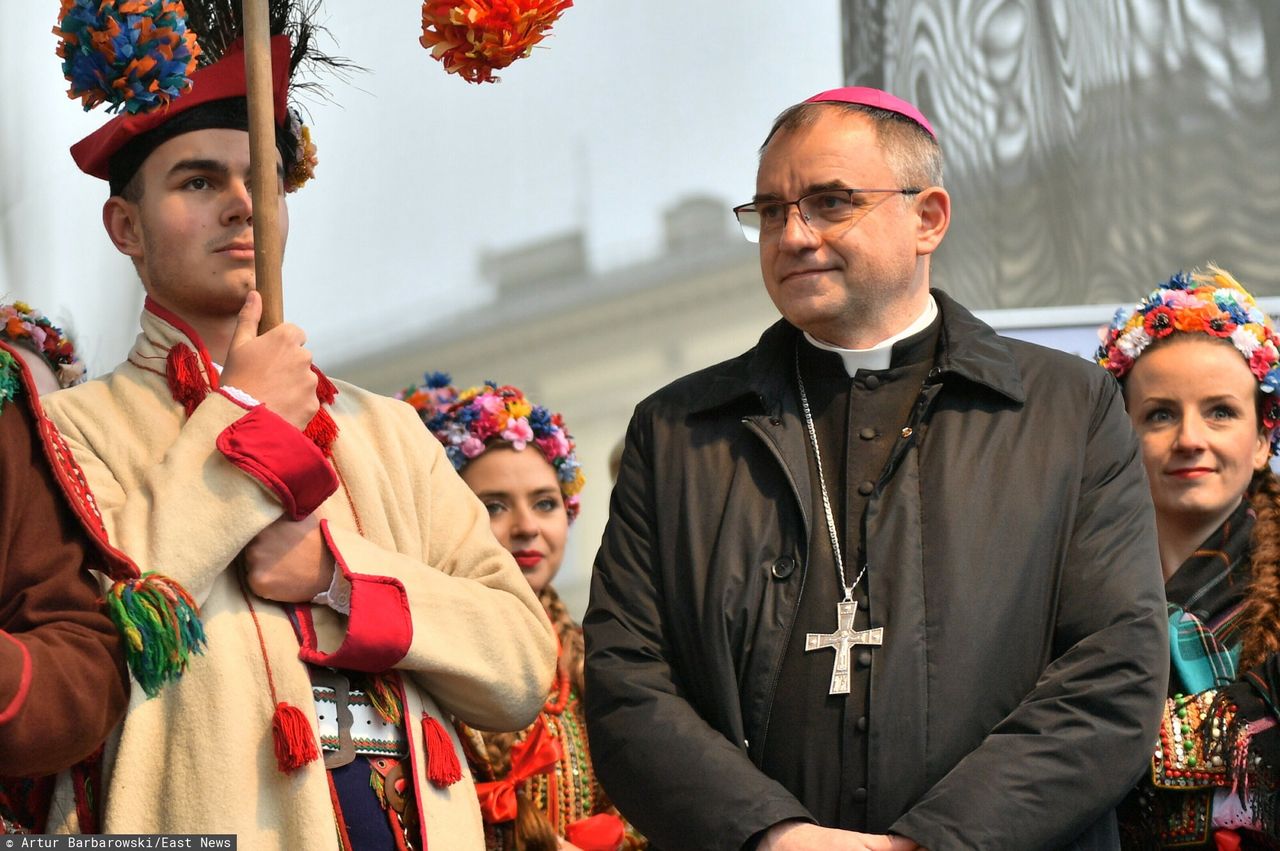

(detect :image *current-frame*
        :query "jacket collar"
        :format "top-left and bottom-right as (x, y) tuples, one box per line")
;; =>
(691, 288), (1026, 416)
(131, 296), (222, 391)
(929, 289), (1025, 405)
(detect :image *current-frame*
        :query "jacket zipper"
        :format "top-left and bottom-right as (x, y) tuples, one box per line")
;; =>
(743, 415), (811, 764)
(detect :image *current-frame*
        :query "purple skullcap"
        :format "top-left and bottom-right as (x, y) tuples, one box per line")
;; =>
(803, 86), (936, 139)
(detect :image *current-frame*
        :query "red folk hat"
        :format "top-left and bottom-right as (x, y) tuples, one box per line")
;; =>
(70, 35), (291, 183)
(803, 86), (936, 139)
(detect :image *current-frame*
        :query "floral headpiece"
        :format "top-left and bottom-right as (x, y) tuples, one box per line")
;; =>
(1097, 266), (1280, 453)
(0, 302), (87, 389)
(399, 373), (585, 520)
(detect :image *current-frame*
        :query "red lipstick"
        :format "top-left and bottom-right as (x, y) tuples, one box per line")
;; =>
(512, 550), (543, 569)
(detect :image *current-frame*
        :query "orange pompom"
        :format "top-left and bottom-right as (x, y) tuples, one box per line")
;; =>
(419, 0), (572, 84)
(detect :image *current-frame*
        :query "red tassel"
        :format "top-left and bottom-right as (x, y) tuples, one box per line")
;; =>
(423, 714), (462, 787)
(165, 344), (208, 417)
(313, 366), (338, 405)
(272, 701), (319, 773)
(304, 408), (339, 456)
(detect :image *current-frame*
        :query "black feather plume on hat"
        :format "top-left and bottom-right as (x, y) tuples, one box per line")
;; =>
(183, 0), (356, 101)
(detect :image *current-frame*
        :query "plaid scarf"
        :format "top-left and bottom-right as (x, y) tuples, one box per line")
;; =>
(1165, 500), (1254, 696)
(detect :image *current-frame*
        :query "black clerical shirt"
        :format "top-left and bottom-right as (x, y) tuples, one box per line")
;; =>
(759, 316), (940, 829)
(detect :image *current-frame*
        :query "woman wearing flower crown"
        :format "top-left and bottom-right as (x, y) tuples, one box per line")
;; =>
(400, 374), (643, 851)
(1098, 267), (1280, 848)
(0, 302), (87, 395)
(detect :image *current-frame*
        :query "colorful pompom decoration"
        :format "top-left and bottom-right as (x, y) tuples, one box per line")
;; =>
(285, 110), (318, 193)
(419, 0), (572, 84)
(55, 0), (202, 114)
(105, 572), (207, 698)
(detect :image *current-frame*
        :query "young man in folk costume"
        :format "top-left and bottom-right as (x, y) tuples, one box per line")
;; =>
(42, 4), (556, 848)
(0, 328), (132, 835)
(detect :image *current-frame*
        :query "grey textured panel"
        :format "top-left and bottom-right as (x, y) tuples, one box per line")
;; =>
(841, 0), (1280, 307)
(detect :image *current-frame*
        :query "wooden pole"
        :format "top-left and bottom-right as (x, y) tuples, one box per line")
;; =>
(242, 0), (285, 332)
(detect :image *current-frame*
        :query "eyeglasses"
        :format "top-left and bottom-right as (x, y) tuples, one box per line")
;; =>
(732, 187), (922, 243)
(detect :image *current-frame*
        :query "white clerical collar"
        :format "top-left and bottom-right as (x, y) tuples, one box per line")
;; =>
(803, 295), (939, 376)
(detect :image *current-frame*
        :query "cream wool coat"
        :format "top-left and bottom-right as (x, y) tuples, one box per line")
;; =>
(42, 303), (557, 849)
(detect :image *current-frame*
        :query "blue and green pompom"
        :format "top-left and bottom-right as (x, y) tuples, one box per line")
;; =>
(55, 0), (202, 114)
(105, 572), (207, 698)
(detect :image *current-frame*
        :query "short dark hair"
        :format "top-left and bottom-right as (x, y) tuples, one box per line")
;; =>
(760, 102), (944, 189)
(118, 170), (145, 203)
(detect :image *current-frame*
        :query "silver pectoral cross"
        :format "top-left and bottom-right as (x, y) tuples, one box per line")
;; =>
(805, 600), (883, 695)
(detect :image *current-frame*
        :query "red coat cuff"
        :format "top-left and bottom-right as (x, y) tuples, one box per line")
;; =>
(295, 520), (413, 672)
(0, 631), (33, 725)
(215, 401), (338, 520)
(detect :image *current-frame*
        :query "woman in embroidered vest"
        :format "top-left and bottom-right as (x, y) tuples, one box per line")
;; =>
(401, 375), (643, 851)
(1098, 267), (1280, 849)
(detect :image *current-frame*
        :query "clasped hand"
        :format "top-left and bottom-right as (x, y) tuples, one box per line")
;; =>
(759, 822), (921, 851)
(243, 512), (335, 603)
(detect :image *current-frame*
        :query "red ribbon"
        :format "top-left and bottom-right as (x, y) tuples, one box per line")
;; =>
(475, 717), (562, 823)
(565, 812), (626, 851)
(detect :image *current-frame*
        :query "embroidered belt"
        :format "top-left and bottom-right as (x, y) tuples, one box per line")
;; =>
(313, 684), (408, 758)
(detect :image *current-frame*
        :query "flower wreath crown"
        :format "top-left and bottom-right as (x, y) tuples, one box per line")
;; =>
(1096, 266), (1280, 453)
(0, 301), (87, 389)
(399, 373), (585, 520)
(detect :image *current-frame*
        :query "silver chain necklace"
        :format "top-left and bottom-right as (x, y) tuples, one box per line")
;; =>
(794, 344), (883, 695)
(794, 347), (867, 602)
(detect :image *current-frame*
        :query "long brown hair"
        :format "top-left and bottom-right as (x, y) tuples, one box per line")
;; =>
(473, 586), (584, 851)
(1243, 469), (1280, 671)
